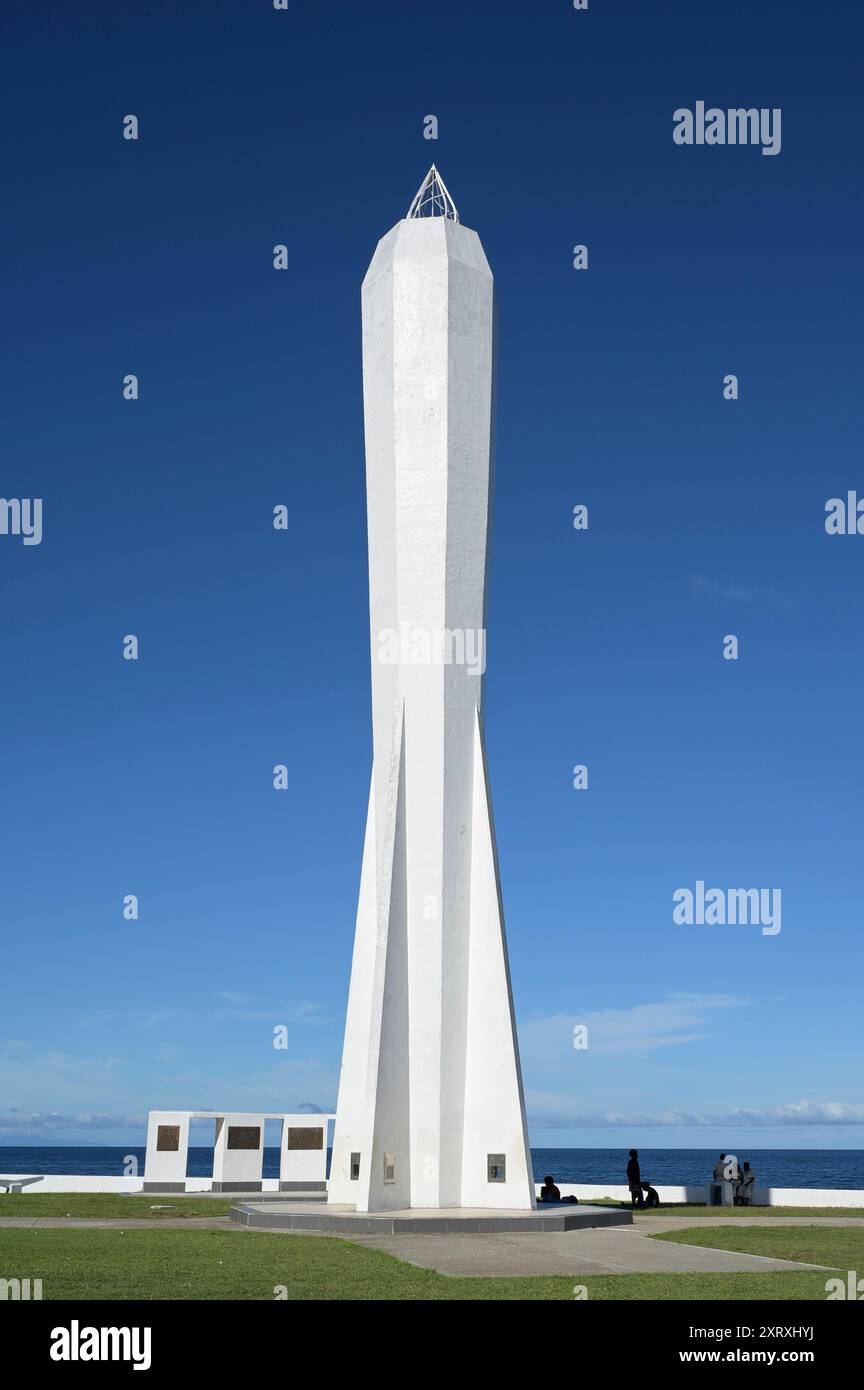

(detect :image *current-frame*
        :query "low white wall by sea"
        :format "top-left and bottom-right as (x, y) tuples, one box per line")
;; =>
(1, 1175), (863, 1206)
(0, 1176), (280, 1194)
(556, 1183), (864, 1208)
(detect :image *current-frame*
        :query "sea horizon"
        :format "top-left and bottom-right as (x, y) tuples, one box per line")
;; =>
(1, 1146), (861, 1189)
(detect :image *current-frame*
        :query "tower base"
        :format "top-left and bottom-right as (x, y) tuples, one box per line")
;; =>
(230, 1201), (632, 1234)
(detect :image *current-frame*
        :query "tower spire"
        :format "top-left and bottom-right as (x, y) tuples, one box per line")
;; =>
(406, 164), (459, 223)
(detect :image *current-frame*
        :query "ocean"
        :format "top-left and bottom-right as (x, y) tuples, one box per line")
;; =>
(1, 1147), (861, 1189)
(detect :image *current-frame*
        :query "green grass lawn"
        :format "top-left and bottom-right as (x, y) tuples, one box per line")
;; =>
(651, 1223), (864, 1268)
(598, 1200), (864, 1219)
(0, 1193), (234, 1219)
(2, 1196), (860, 1300)
(0, 1226), (846, 1300)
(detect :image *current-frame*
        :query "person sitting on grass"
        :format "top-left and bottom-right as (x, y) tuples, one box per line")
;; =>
(641, 1181), (660, 1208)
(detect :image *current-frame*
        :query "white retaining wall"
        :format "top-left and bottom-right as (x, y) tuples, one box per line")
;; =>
(0, 1176), (276, 1194)
(1, 1175), (862, 1206)
(555, 1183), (864, 1208)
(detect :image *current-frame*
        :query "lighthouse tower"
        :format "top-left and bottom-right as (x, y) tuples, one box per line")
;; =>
(328, 168), (534, 1212)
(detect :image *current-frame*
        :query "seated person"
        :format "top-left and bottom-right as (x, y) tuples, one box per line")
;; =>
(641, 1181), (660, 1208)
(539, 1175), (561, 1201)
(538, 1175), (578, 1204)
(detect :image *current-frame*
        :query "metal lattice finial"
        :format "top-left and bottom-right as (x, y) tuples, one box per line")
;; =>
(406, 165), (459, 223)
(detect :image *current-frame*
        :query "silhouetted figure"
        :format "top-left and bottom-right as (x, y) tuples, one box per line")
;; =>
(710, 1152), (726, 1205)
(736, 1162), (756, 1206)
(627, 1149), (644, 1207)
(538, 1174), (578, 1204)
(641, 1181), (660, 1208)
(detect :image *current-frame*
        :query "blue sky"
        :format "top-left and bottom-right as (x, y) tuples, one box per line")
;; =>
(1, 0), (862, 1154)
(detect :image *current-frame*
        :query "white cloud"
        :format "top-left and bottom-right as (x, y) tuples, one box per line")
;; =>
(212, 1000), (329, 1026)
(0, 1039), (337, 1134)
(0, 1110), (145, 1137)
(0, 1040), (126, 1106)
(520, 993), (751, 1059)
(689, 575), (797, 613)
(527, 1098), (864, 1129)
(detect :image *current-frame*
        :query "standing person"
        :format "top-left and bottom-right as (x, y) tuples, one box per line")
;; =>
(738, 1162), (756, 1205)
(627, 1149), (644, 1207)
(711, 1152), (726, 1206)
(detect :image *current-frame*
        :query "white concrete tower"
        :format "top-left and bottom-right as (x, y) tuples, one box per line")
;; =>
(329, 168), (534, 1212)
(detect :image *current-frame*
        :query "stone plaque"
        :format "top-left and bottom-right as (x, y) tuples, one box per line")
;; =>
(227, 1125), (261, 1150)
(156, 1125), (180, 1152)
(487, 1153), (506, 1183)
(287, 1126), (323, 1151)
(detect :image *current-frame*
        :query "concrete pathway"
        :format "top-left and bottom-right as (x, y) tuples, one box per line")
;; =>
(344, 1221), (840, 1277)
